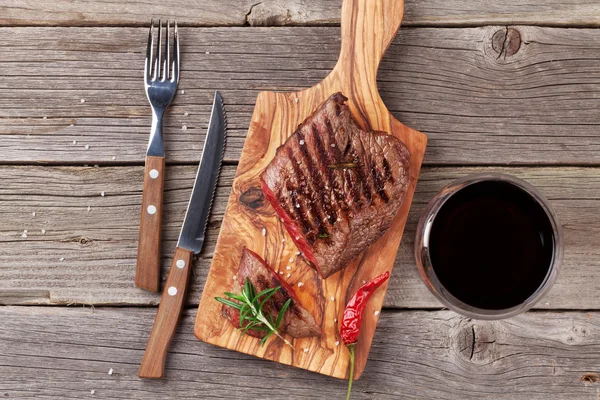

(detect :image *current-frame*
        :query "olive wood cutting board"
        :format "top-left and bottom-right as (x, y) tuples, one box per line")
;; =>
(195, 0), (427, 380)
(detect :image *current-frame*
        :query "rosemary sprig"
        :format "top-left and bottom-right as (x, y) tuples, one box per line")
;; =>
(328, 162), (358, 170)
(215, 278), (294, 349)
(317, 233), (331, 239)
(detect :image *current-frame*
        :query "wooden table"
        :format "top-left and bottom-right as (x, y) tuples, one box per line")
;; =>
(1, 1), (599, 398)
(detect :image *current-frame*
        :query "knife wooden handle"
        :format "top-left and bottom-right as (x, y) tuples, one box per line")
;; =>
(135, 155), (166, 292)
(139, 247), (193, 379)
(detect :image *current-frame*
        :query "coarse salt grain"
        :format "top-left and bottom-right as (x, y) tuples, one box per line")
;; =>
(330, 296), (335, 301)
(295, 203), (300, 208)
(32, 212), (36, 217)
(289, 257), (294, 263)
(295, 97), (299, 103)
(87, 206), (91, 212)
(80, 98), (85, 103)
(296, 251), (301, 255)
(295, 235), (300, 240)
(279, 271), (284, 275)
(59, 257), (65, 261)
(90, 390), (95, 395)
(112, 156), (116, 160)
(261, 228), (266, 236)
(100, 191), (105, 197)
(286, 273), (291, 278)
(184, 112), (189, 117)
(41, 229), (46, 234)
(286, 265), (291, 270)
(362, 280), (367, 284)
(181, 90), (185, 94)
(331, 143), (335, 147)
(303, 348), (309, 353)
(108, 368), (113, 375)
(299, 139), (305, 145)
(205, 51), (210, 55)
(282, 238), (286, 243)
(94, 164), (99, 168)
(182, 125), (187, 130)
(24, 230), (28, 233)
(334, 341), (340, 346)
(21, 232), (27, 238)
(232, 275), (237, 281)
(374, 310), (380, 316)
(73, 140), (77, 144)
(297, 282), (303, 287)
(333, 318), (337, 323)
(43, 116), (47, 120)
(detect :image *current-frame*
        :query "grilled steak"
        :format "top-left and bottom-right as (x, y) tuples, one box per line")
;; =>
(261, 92), (410, 278)
(222, 248), (321, 339)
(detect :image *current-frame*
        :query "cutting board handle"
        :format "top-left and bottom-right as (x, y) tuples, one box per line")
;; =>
(330, 0), (404, 116)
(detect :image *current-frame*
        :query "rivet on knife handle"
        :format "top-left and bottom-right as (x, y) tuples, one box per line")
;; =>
(135, 155), (165, 292)
(139, 247), (192, 378)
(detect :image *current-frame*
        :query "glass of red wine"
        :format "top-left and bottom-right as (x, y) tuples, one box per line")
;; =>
(415, 173), (563, 319)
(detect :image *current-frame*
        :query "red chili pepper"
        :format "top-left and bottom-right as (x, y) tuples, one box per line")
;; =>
(340, 271), (390, 400)
(341, 271), (390, 345)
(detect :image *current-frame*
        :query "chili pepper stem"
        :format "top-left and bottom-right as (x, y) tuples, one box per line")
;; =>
(345, 343), (355, 400)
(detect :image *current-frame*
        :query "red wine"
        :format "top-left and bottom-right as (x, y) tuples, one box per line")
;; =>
(428, 180), (555, 310)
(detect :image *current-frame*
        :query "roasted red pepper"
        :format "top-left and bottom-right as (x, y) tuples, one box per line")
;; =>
(340, 271), (390, 400)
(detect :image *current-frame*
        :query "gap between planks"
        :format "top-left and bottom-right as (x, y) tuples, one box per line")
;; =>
(1, 0), (600, 28)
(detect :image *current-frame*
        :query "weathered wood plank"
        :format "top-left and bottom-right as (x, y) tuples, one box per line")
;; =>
(0, 306), (599, 399)
(1, 0), (599, 27)
(1, 26), (600, 165)
(1, 165), (598, 309)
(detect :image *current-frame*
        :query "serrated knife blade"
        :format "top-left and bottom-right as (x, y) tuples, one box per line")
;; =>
(139, 91), (227, 379)
(177, 91), (227, 253)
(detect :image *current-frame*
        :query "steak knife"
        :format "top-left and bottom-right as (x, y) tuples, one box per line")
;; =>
(139, 91), (226, 379)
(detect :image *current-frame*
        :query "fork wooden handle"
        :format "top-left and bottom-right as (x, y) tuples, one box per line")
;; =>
(135, 155), (166, 292)
(139, 247), (193, 379)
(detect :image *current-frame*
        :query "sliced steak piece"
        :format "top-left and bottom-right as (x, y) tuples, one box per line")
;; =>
(222, 248), (321, 339)
(261, 92), (411, 278)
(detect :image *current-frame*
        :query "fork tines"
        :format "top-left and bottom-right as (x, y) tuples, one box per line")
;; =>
(145, 19), (179, 83)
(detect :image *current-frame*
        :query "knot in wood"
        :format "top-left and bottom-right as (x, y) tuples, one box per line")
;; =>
(454, 321), (500, 365)
(239, 187), (264, 209)
(492, 28), (521, 58)
(580, 373), (600, 385)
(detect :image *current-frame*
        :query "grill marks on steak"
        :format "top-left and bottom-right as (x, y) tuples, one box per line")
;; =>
(261, 92), (411, 278)
(221, 248), (321, 339)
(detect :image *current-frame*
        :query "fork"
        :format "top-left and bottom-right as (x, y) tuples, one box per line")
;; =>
(136, 19), (180, 292)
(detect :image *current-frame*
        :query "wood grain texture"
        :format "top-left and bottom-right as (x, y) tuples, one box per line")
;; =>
(1, 165), (599, 309)
(139, 247), (193, 379)
(135, 155), (165, 292)
(194, 0), (427, 380)
(1, 306), (599, 399)
(1, 26), (600, 165)
(1, 0), (599, 27)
